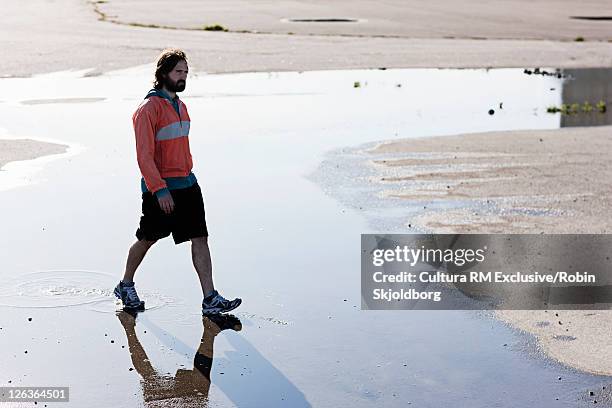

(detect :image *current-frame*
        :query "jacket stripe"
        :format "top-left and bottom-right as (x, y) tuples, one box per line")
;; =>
(156, 121), (190, 141)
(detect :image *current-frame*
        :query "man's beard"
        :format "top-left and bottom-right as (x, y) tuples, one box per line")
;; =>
(165, 77), (186, 92)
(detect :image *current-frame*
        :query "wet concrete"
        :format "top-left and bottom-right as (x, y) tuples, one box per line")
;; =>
(0, 67), (610, 407)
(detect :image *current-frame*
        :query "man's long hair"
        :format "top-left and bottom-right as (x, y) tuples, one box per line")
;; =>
(154, 48), (188, 89)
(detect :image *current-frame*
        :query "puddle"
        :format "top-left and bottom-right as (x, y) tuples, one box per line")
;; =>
(570, 16), (612, 21)
(21, 97), (106, 105)
(0, 67), (610, 407)
(283, 18), (362, 23)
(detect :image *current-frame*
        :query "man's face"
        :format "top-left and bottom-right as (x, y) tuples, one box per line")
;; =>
(164, 60), (188, 92)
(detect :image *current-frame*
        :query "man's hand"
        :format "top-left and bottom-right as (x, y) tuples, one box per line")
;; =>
(157, 193), (175, 214)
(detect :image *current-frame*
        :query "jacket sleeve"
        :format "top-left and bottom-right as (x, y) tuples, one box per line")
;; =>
(133, 102), (167, 194)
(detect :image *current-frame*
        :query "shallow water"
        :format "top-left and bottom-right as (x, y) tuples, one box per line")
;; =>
(0, 67), (609, 407)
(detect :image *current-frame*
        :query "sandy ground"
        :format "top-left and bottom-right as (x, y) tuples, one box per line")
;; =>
(0, 139), (67, 170)
(96, 0), (612, 40)
(369, 126), (612, 376)
(371, 126), (612, 234)
(1, 0), (612, 77)
(3, 0), (612, 391)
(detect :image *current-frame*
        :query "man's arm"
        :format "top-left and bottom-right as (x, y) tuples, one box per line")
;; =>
(133, 103), (166, 194)
(133, 103), (174, 213)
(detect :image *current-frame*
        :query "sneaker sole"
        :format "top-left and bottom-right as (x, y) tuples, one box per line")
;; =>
(202, 307), (223, 316)
(124, 302), (145, 311)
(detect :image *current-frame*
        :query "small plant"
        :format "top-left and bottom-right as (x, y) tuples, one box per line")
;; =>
(203, 24), (228, 32)
(560, 104), (571, 114)
(574, 36), (585, 42)
(596, 100), (607, 113)
(582, 101), (593, 112)
(546, 100), (607, 115)
(354, 81), (361, 88)
(570, 103), (581, 114)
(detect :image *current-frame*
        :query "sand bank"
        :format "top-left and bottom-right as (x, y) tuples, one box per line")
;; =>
(369, 125), (612, 375)
(0, 139), (68, 170)
(372, 126), (612, 234)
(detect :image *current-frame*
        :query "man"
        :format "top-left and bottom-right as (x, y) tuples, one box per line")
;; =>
(114, 48), (241, 315)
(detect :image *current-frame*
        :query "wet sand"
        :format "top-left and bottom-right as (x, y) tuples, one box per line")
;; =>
(368, 125), (612, 376)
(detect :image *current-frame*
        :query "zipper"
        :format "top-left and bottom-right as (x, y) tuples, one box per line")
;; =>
(177, 102), (182, 128)
(167, 98), (182, 128)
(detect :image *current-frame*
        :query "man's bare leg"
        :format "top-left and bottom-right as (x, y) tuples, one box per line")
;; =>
(191, 236), (215, 296)
(122, 239), (157, 282)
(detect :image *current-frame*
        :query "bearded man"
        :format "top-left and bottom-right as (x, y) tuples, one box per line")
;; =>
(114, 48), (241, 315)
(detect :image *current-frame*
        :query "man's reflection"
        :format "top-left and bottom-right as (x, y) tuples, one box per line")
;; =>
(117, 311), (242, 406)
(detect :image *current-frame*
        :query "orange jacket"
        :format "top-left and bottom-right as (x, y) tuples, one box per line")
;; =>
(133, 89), (193, 195)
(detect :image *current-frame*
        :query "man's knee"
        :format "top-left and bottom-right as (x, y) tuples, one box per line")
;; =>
(191, 236), (208, 246)
(141, 239), (158, 248)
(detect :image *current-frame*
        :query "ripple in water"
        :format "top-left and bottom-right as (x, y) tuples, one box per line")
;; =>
(0, 270), (172, 311)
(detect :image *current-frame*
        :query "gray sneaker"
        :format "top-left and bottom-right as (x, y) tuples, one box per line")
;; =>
(202, 290), (241, 315)
(114, 281), (145, 311)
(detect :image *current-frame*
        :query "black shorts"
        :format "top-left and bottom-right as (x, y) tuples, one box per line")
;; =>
(135, 183), (209, 245)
